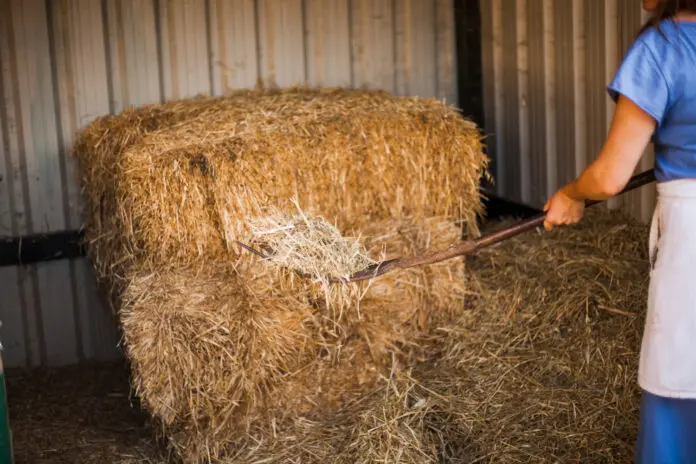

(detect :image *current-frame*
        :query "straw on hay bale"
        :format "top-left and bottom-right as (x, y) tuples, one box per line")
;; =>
(246, 210), (376, 283)
(244, 204), (378, 310)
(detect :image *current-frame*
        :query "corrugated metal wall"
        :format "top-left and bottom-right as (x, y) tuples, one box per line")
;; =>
(480, 0), (657, 221)
(0, 0), (457, 368)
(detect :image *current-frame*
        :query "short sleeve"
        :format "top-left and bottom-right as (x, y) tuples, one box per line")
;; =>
(607, 38), (671, 125)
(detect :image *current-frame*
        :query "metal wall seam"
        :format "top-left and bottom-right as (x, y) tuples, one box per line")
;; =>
(604, 0), (621, 211)
(396, 0), (438, 98)
(258, 0), (305, 88)
(304, 0), (352, 87)
(350, 0), (397, 93)
(210, 0), (259, 94)
(583, 0), (608, 209)
(552, 0), (576, 195)
(479, 0), (499, 192)
(526, 0), (547, 208)
(435, 0), (457, 106)
(542, 0), (557, 200)
(501, 0), (521, 201)
(572, 0), (587, 180)
(516, 0), (530, 204)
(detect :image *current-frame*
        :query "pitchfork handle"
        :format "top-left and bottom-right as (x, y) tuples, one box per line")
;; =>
(473, 169), (657, 251)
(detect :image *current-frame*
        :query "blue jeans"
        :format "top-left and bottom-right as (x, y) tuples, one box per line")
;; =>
(636, 390), (696, 463)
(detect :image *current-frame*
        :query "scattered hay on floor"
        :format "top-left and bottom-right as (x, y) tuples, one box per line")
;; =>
(6, 362), (169, 464)
(419, 208), (649, 463)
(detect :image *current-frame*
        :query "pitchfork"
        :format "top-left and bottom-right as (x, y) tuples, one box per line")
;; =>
(237, 169), (656, 284)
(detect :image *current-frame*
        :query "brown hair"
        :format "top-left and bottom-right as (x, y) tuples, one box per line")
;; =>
(640, 0), (696, 37)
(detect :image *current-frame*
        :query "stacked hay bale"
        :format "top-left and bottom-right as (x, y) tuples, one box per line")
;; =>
(74, 87), (488, 462)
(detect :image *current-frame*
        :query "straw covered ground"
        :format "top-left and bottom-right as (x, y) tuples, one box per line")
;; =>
(74, 87), (488, 461)
(10, 210), (648, 463)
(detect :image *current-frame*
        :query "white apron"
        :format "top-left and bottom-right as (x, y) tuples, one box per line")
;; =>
(640, 179), (696, 398)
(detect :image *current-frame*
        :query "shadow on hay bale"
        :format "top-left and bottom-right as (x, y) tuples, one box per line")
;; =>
(74, 87), (488, 462)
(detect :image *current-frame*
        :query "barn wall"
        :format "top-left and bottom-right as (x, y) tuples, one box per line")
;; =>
(0, 0), (458, 368)
(480, 0), (657, 221)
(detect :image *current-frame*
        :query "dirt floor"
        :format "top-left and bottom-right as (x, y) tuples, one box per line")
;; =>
(7, 361), (167, 464)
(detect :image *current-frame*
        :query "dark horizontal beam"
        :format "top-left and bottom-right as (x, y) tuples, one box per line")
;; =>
(480, 189), (542, 221)
(0, 193), (540, 267)
(0, 230), (85, 267)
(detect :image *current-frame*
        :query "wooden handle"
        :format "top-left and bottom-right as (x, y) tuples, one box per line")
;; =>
(472, 169), (657, 251)
(344, 169), (657, 283)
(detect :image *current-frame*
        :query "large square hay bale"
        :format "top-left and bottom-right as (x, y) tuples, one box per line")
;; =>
(74, 87), (488, 462)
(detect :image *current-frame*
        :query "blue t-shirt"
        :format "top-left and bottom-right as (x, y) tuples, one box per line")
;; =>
(607, 20), (696, 183)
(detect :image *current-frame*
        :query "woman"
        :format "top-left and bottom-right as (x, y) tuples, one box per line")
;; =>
(543, 0), (696, 461)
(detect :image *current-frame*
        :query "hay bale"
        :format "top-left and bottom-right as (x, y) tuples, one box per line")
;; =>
(119, 216), (467, 462)
(74, 87), (487, 286)
(74, 86), (487, 462)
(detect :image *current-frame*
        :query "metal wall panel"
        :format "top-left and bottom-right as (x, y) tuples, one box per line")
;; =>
(0, 0), (458, 368)
(304, 0), (352, 87)
(105, 0), (163, 110)
(210, 0), (260, 92)
(0, 0), (121, 368)
(395, 0), (437, 98)
(481, 0), (657, 221)
(258, 0), (305, 88)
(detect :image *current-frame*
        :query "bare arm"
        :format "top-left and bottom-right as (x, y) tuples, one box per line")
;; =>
(564, 94), (657, 200)
(543, 94), (657, 230)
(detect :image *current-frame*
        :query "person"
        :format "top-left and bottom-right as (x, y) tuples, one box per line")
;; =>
(543, 0), (696, 461)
